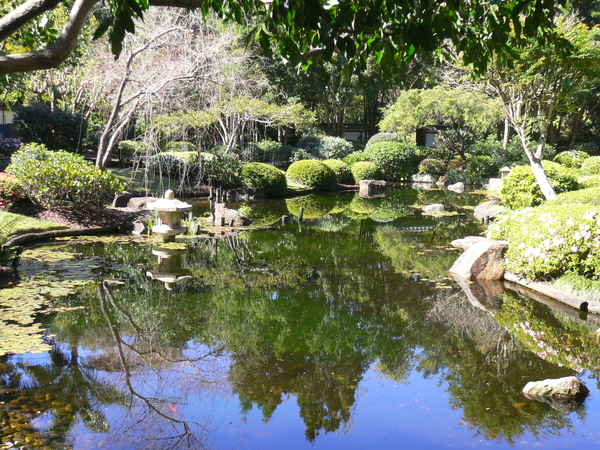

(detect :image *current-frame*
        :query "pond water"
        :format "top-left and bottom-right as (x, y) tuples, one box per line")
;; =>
(2, 186), (600, 449)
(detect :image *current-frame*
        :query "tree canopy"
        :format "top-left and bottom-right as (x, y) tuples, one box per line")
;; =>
(1, 0), (567, 75)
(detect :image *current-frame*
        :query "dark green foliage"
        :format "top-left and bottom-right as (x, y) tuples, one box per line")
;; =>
(350, 161), (382, 183)
(581, 156), (600, 175)
(554, 150), (589, 168)
(14, 106), (85, 152)
(500, 161), (580, 209)
(365, 132), (401, 149)
(322, 159), (353, 184)
(363, 142), (419, 181)
(244, 140), (297, 163)
(297, 135), (354, 160)
(241, 163), (287, 197)
(418, 158), (446, 175)
(286, 160), (338, 191)
(470, 136), (526, 167)
(7, 144), (124, 211)
(465, 155), (498, 178)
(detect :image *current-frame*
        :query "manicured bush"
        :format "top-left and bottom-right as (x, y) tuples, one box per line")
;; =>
(314, 136), (355, 160)
(286, 160), (337, 191)
(363, 142), (419, 181)
(554, 150), (590, 168)
(581, 175), (600, 189)
(418, 158), (446, 175)
(581, 156), (600, 175)
(322, 159), (353, 184)
(551, 187), (600, 206)
(0, 172), (23, 208)
(343, 150), (369, 167)
(146, 151), (200, 176)
(489, 203), (600, 280)
(118, 140), (146, 157)
(500, 161), (580, 209)
(365, 132), (401, 149)
(350, 161), (382, 183)
(165, 141), (196, 153)
(241, 162), (287, 197)
(7, 144), (124, 210)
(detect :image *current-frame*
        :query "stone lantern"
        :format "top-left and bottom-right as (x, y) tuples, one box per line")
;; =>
(500, 166), (511, 179)
(147, 190), (193, 242)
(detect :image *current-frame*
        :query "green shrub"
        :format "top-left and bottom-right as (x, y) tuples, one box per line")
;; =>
(201, 152), (243, 188)
(146, 151), (200, 177)
(0, 172), (23, 208)
(14, 105), (85, 151)
(365, 132), (401, 149)
(7, 144), (124, 210)
(418, 158), (446, 175)
(322, 159), (353, 184)
(286, 160), (337, 191)
(581, 175), (600, 189)
(500, 161), (580, 209)
(290, 148), (316, 162)
(343, 150), (369, 167)
(465, 155), (498, 177)
(296, 134), (324, 156)
(165, 141), (196, 153)
(0, 138), (21, 157)
(118, 140), (146, 157)
(470, 136), (527, 167)
(240, 163), (287, 197)
(581, 156), (600, 175)
(244, 140), (297, 163)
(314, 136), (354, 160)
(350, 161), (382, 183)
(489, 203), (600, 280)
(363, 142), (419, 181)
(554, 150), (590, 168)
(551, 187), (600, 206)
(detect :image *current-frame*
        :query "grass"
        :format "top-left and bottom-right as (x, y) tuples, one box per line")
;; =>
(554, 273), (600, 303)
(0, 211), (68, 244)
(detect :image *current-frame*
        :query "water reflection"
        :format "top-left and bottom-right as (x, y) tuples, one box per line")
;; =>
(1, 187), (598, 448)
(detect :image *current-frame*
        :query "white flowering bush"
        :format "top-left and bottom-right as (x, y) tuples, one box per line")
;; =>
(489, 203), (600, 280)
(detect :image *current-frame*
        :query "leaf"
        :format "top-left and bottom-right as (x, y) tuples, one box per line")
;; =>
(92, 18), (112, 40)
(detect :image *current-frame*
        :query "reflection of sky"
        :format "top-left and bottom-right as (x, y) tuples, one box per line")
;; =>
(6, 346), (600, 448)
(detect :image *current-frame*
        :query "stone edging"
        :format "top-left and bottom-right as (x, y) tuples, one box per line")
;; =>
(1, 226), (121, 249)
(504, 271), (600, 314)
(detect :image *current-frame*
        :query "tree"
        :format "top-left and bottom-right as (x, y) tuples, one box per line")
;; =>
(378, 86), (502, 144)
(487, 15), (600, 200)
(1, 0), (567, 76)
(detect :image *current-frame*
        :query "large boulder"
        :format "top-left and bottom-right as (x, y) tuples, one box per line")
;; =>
(359, 179), (387, 198)
(450, 236), (487, 250)
(449, 239), (508, 280)
(523, 376), (589, 399)
(128, 197), (156, 209)
(474, 199), (506, 224)
(447, 182), (465, 193)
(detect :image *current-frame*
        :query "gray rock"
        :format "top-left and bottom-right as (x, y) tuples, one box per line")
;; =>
(127, 197), (156, 209)
(474, 199), (506, 224)
(447, 182), (465, 193)
(450, 236), (487, 250)
(449, 239), (508, 280)
(359, 180), (387, 198)
(436, 176), (451, 188)
(112, 191), (132, 208)
(523, 376), (589, 399)
(128, 220), (148, 236)
(423, 203), (445, 212)
(207, 203), (251, 227)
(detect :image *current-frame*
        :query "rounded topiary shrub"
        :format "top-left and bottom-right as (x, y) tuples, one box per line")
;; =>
(365, 132), (401, 149)
(363, 142), (419, 181)
(581, 156), (600, 175)
(314, 136), (355, 160)
(343, 150), (369, 167)
(165, 141), (196, 153)
(554, 150), (589, 168)
(7, 144), (124, 211)
(118, 140), (146, 157)
(500, 161), (580, 209)
(322, 159), (353, 184)
(286, 160), (338, 191)
(351, 161), (382, 183)
(581, 174), (600, 189)
(240, 162), (287, 198)
(552, 187), (600, 206)
(418, 158), (446, 175)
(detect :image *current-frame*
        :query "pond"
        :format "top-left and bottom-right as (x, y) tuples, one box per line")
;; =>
(2, 186), (600, 449)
